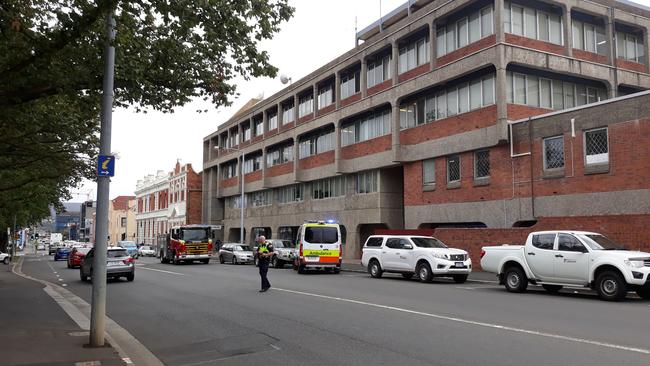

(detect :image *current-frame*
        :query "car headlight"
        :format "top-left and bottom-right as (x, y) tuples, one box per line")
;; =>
(432, 253), (449, 260)
(624, 260), (644, 269)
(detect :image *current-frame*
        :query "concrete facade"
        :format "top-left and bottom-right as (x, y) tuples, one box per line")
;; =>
(108, 196), (136, 246)
(203, 0), (650, 259)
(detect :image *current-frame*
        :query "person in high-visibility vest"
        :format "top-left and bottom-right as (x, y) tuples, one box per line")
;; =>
(256, 235), (274, 292)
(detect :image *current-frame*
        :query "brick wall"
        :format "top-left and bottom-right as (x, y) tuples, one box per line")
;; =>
(298, 113), (314, 125)
(437, 35), (496, 67)
(367, 79), (393, 96)
(505, 33), (566, 56)
(244, 170), (262, 183)
(572, 49), (608, 65)
(220, 176), (238, 188)
(316, 104), (335, 117)
(507, 104), (553, 120)
(266, 128), (279, 137)
(186, 189), (203, 224)
(341, 93), (362, 107)
(398, 63), (430, 83)
(299, 150), (335, 170)
(266, 162), (294, 177)
(341, 134), (391, 159)
(616, 59), (647, 73)
(400, 105), (497, 145)
(279, 121), (295, 133)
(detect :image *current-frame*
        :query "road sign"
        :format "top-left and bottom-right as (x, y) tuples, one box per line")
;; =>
(97, 155), (115, 177)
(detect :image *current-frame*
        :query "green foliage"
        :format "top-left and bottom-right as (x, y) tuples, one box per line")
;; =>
(0, 0), (294, 228)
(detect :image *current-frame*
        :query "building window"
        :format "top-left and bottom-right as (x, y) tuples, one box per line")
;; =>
(543, 136), (565, 170)
(282, 103), (295, 124)
(506, 71), (607, 109)
(231, 195), (247, 209)
(298, 95), (314, 118)
(249, 190), (272, 207)
(311, 176), (346, 199)
(266, 145), (293, 167)
(341, 109), (391, 146)
(267, 112), (278, 130)
(504, 2), (562, 45)
(242, 125), (251, 142)
(243, 155), (262, 174)
(120, 217), (126, 227)
(584, 128), (609, 165)
(400, 73), (495, 129)
(222, 162), (238, 179)
(317, 84), (333, 109)
(277, 184), (303, 204)
(299, 129), (334, 158)
(572, 20), (606, 55)
(423, 159), (435, 185)
(474, 150), (490, 179)
(398, 36), (429, 74)
(367, 55), (391, 88)
(181, 191), (185, 201)
(447, 155), (461, 183)
(616, 30), (645, 63)
(341, 70), (360, 99)
(437, 5), (494, 57)
(355, 170), (378, 194)
(254, 118), (264, 136)
(229, 131), (239, 147)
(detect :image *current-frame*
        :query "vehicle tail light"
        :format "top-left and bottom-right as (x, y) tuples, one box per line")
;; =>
(123, 257), (134, 265)
(299, 242), (303, 258)
(339, 244), (343, 259)
(480, 249), (486, 259)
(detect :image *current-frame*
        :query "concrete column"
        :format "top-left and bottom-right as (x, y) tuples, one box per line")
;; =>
(605, 12), (615, 66)
(237, 124), (242, 145)
(293, 137), (300, 182)
(335, 72), (341, 108)
(334, 122), (342, 173)
(277, 103), (283, 127)
(313, 84), (319, 114)
(392, 41), (399, 84)
(261, 148), (267, 186)
(262, 112), (268, 135)
(391, 103), (401, 162)
(226, 129), (231, 149)
(361, 59), (368, 98)
(495, 66), (509, 142)
(429, 23), (437, 69)
(294, 95), (299, 122)
(643, 28), (650, 71)
(563, 5), (572, 57)
(494, 0), (505, 43)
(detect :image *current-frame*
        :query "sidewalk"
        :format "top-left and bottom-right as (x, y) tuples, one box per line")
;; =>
(0, 262), (125, 366)
(341, 259), (498, 282)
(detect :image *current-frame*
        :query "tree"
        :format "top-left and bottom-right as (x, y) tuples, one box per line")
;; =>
(0, 0), (294, 228)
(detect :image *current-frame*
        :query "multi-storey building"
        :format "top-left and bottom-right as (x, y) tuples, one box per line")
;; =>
(79, 200), (95, 243)
(203, 0), (650, 259)
(167, 162), (203, 228)
(108, 196), (136, 246)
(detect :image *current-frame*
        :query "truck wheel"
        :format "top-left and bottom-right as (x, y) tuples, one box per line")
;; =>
(416, 262), (433, 283)
(596, 271), (627, 301)
(542, 284), (563, 294)
(219, 255), (224, 264)
(333, 267), (340, 274)
(368, 260), (383, 278)
(635, 289), (650, 300)
(504, 267), (528, 293)
(173, 256), (180, 265)
(453, 274), (468, 283)
(297, 265), (306, 274)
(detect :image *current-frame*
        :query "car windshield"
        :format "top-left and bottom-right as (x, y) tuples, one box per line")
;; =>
(235, 245), (252, 251)
(580, 234), (627, 250)
(119, 241), (137, 248)
(270, 240), (292, 248)
(58, 248), (70, 252)
(107, 249), (128, 258)
(411, 237), (448, 248)
(304, 227), (338, 244)
(181, 228), (209, 241)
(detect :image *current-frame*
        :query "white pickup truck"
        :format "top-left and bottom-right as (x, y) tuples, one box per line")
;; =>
(361, 235), (472, 283)
(481, 231), (650, 301)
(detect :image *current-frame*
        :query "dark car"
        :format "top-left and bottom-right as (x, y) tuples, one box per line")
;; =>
(79, 247), (135, 282)
(67, 247), (91, 268)
(49, 245), (60, 255)
(54, 247), (71, 261)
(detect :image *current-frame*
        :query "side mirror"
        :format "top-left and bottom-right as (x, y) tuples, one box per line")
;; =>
(403, 244), (413, 250)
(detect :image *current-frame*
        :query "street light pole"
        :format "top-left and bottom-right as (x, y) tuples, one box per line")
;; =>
(90, 10), (116, 348)
(240, 151), (245, 245)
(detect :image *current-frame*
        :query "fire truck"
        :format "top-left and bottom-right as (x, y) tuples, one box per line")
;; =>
(160, 225), (213, 264)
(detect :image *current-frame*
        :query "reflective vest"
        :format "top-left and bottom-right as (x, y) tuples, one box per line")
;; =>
(259, 243), (270, 253)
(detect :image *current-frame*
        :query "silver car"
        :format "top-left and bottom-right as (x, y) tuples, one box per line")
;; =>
(80, 247), (135, 282)
(218, 244), (254, 264)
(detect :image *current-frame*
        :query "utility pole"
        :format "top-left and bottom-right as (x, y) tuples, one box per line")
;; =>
(90, 10), (116, 348)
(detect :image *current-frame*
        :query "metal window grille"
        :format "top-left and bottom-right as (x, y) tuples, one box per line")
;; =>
(474, 150), (490, 178)
(585, 128), (608, 156)
(447, 155), (461, 183)
(544, 136), (564, 169)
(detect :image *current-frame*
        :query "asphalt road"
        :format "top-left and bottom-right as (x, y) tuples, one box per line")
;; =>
(22, 252), (650, 366)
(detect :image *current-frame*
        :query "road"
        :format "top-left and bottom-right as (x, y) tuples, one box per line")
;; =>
(22, 252), (650, 366)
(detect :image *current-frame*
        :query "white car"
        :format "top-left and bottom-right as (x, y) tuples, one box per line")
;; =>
(1, 251), (10, 265)
(361, 235), (472, 283)
(481, 231), (650, 301)
(138, 245), (155, 257)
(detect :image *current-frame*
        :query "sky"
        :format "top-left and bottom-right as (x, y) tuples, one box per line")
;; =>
(69, 0), (650, 202)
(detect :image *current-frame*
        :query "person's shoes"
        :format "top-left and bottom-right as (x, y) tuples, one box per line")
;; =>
(259, 288), (268, 292)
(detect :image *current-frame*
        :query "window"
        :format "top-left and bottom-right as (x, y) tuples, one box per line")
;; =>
(254, 118), (263, 136)
(355, 170), (378, 194)
(267, 112), (278, 130)
(277, 184), (303, 204)
(341, 70), (361, 99)
(317, 84), (333, 109)
(616, 30), (645, 63)
(504, 2), (562, 45)
(282, 103), (294, 124)
(242, 125), (251, 142)
(474, 150), (490, 178)
(398, 36), (429, 73)
(341, 109), (391, 146)
(249, 190), (272, 207)
(367, 55), (391, 88)
(311, 176), (346, 199)
(438, 5), (494, 56)
(558, 234), (587, 252)
(229, 131), (239, 147)
(385, 238), (402, 249)
(423, 159), (435, 185)
(222, 162), (238, 179)
(231, 195), (247, 209)
(532, 233), (555, 250)
(544, 136), (565, 170)
(298, 95), (313, 117)
(243, 155), (262, 174)
(120, 217), (126, 227)
(584, 128), (608, 165)
(573, 20), (606, 55)
(447, 155), (461, 183)
(299, 129), (334, 158)
(266, 145), (293, 167)
(365, 237), (383, 247)
(304, 227), (338, 244)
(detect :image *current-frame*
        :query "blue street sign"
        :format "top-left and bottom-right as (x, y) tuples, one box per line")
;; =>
(97, 155), (115, 177)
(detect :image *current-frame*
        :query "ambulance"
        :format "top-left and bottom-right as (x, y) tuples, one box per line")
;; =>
(294, 220), (343, 274)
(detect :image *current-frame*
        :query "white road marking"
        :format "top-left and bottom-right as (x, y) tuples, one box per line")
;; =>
(138, 267), (185, 276)
(274, 287), (650, 355)
(58, 278), (63, 281)
(62, 284), (67, 287)
(122, 358), (133, 364)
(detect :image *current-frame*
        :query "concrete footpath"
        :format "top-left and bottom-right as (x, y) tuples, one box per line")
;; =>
(340, 259), (499, 282)
(0, 260), (125, 366)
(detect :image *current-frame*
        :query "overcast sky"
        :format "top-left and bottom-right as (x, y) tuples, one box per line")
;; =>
(69, 0), (650, 202)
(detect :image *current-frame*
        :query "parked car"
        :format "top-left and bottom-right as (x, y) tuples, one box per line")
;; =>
(67, 247), (91, 268)
(138, 245), (155, 257)
(0, 251), (10, 264)
(36, 243), (46, 251)
(481, 231), (650, 301)
(48, 245), (58, 255)
(361, 235), (472, 283)
(117, 241), (139, 258)
(218, 244), (254, 264)
(80, 247), (135, 282)
(253, 239), (295, 268)
(54, 247), (71, 261)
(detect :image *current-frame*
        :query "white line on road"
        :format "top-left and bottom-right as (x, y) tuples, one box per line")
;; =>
(138, 267), (185, 276)
(274, 287), (650, 356)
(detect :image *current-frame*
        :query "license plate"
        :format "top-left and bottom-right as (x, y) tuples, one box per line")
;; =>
(305, 256), (319, 262)
(454, 262), (464, 267)
(107, 261), (121, 267)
